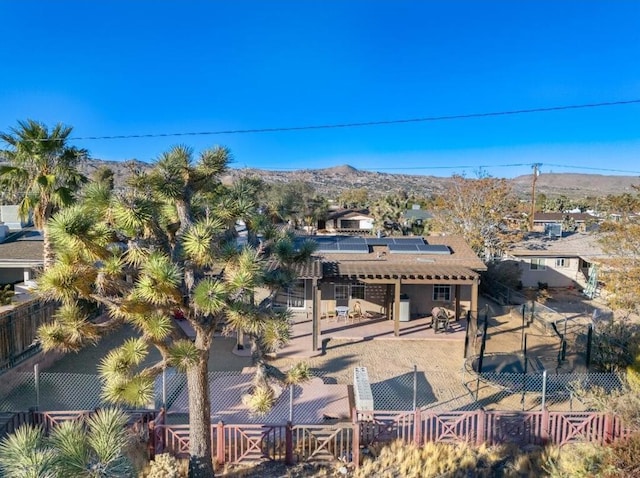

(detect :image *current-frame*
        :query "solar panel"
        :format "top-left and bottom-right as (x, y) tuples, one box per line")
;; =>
(340, 237), (366, 245)
(416, 244), (451, 254)
(388, 243), (451, 254)
(337, 243), (369, 253)
(394, 237), (425, 245)
(316, 243), (339, 252)
(364, 238), (389, 246)
(388, 244), (420, 253)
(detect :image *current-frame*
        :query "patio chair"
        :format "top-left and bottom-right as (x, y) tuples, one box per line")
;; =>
(348, 301), (363, 323)
(433, 307), (451, 334)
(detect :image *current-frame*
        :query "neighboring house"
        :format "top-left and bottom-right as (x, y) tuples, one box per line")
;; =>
(532, 212), (596, 234)
(322, 208), (374, 233)
(402, 205), (433, 229)
(274, 235), (486, 349)
(0, 228), (43, 287)
(0, 205), (31, 230)
(504, 232), (606, 291)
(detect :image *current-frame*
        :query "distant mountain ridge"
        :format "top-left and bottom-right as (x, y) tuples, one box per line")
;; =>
(82, 159), (640, 200)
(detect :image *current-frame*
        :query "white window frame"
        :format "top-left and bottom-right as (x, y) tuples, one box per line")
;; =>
(530, 258), (546, 271)
(433, 285), (451, 302)
(555, 258), (569, 268)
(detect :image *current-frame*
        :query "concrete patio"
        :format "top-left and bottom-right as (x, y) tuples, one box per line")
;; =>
(272, 313), (469, 359)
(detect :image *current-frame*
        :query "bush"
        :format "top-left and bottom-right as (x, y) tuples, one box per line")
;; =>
(141, 453), (187, 478)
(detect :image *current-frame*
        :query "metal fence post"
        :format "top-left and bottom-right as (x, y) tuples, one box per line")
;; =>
(586, 324), (593, 368)
(412, 365), (417, 412)
(289, 385), (294, 422)
(285, 421), (294, 465)
(541, 370), (547, 411)
(34, 363), (40, 411)
(162, 368), (167, 409)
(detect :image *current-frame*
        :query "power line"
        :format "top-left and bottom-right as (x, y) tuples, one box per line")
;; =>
(18, 98), (640, 142)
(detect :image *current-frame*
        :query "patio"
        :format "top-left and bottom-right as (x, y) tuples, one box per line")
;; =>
(272, 313), (469, 359)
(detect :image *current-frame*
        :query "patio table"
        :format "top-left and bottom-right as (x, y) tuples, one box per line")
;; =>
(335, 306), (349, 322)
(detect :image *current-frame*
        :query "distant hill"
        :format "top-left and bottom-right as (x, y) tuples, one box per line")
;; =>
(82, 159), (640, 200)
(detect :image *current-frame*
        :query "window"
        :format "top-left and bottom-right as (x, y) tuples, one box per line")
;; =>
(555, 258), (569, 268)
(351, 284), (365, 300)
(274, 280), (305, 308)
(335, 285), (349, 300)
(530, 258), (546, 271)
(433, 285), (451, 302)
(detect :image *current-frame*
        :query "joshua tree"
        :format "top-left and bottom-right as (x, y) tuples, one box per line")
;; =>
(37, 145), (314, 477)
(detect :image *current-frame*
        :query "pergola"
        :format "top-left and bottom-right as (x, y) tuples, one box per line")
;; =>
(306, 260), (481, 351)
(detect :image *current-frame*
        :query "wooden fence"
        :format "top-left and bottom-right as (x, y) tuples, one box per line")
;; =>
(147, 408), (631, 468)
(0, 299), (57, 372)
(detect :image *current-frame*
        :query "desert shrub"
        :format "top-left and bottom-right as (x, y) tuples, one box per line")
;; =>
(0, 284), (14, 305)
(591, 320), (640, 373)
(141, 453), (187, 478)
(541, 443), (609, 478)
(627, 354), (640, 393)
(355, 440), (520, 478)
(600, 432), (640, 477)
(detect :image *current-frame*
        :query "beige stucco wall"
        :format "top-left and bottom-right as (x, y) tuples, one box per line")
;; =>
(517, 257), (580, 288)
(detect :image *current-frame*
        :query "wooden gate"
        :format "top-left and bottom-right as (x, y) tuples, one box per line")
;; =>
(224, 424), (287, 464)
(292, 424), (353, 462)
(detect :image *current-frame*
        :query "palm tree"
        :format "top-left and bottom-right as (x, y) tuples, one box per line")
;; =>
(36, 145), (315, 477)
(0, 119), (87, 269)
(0, 408), (132, 478)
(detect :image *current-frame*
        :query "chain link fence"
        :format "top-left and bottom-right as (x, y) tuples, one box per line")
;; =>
(463, 363), (624, 411)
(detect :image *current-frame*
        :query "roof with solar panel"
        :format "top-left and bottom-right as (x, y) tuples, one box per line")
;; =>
(294, 234), (486, 273)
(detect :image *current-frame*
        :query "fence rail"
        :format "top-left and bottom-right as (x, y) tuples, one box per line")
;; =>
(144, 408), (631, 468)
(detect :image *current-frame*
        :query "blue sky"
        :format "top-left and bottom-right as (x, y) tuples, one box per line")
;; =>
(1, 1), (639, 178)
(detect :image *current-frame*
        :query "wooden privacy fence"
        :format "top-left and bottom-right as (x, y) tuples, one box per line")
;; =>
(0, 299), (57, 372)
(148, 409), (631, 468)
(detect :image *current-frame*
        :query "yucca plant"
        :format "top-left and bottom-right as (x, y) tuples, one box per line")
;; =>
(0, 408), (132, 478)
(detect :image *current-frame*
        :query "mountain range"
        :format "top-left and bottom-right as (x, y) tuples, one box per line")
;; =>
(82, 159), (640, 200)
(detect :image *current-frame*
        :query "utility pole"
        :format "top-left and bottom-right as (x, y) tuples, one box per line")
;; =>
(529, 163), (542, 231)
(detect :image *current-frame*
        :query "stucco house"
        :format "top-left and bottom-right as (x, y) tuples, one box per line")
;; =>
(321, 208), (374, 233)
(0, 228), (43, 288)
(504, 232), (606, 291)
(532, 212), (597, 234)
(273, 235), (486, 349)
